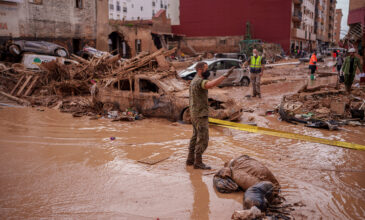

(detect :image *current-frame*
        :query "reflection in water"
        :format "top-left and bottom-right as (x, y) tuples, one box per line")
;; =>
(188, 168), (210, 220)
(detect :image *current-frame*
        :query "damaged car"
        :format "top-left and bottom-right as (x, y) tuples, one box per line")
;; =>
(8, 40), (69, 58)
(94, 74), (243, 122)
(178, 58), (251, 87)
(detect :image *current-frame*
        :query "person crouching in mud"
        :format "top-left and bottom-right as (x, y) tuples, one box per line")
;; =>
(186, 62), (235, 170)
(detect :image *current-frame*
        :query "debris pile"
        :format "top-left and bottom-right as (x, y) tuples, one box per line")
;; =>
(0, 47), (177, 119)
(279, 85), (365, 128)
(262, 43), (284, 64)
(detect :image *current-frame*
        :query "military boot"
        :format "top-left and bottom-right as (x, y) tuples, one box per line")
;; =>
(186, 150), (195, 166)
(194, 153), (211, 170)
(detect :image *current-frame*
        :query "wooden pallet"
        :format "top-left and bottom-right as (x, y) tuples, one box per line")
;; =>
(10, 74), (39, 97)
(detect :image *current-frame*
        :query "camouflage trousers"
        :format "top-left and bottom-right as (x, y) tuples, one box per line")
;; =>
(189, 116), (209, 155)
(250, 73), (261, 96)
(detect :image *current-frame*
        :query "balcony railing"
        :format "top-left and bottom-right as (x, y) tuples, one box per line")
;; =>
(292, 10), (302, 22)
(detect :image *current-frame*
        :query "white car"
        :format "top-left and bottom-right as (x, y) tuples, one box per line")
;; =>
(178, 58), (250, 86)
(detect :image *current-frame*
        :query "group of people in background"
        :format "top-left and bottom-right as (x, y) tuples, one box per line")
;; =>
(308, 48), (363, 93)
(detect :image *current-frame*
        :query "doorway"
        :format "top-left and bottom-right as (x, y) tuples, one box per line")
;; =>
(108, 32), (131, 58)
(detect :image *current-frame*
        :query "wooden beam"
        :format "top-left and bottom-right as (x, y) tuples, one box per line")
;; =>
(0, 91), (31, 106)
(24, 75), (39, 96)
(17, 75), (32, 96)
(10, 74), (25, 95)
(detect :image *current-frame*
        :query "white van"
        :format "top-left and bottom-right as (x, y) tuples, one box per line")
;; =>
(21, 53), (78, 70)
(324, 48), (347, 56)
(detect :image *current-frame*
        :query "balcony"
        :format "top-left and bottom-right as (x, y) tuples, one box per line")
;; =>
(291, 28), (306, 39)
(292, 10), (302, 22)
(293, 0), (303, 5)
(309, 33), (316, 41)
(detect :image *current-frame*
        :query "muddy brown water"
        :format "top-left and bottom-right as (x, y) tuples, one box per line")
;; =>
(1, 70), (364, 219)
(0, 104), (364, 219)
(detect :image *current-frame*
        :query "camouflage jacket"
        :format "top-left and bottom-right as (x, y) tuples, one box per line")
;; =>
(189, 75), (208, 118)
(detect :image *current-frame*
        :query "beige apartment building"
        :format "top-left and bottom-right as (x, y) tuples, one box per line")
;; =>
(333, 9), (343, 45)
(314, 0), (337, 50)
(291, 0), (317, 53)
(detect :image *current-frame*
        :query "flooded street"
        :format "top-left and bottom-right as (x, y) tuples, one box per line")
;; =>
(0, 102), (364, 219)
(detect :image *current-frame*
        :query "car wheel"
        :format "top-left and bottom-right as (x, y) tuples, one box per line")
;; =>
(55, 48), (68, 57)
(240, 77), (250, 86)
(9, 45), (21, 56)
(182, 108), (191, 124)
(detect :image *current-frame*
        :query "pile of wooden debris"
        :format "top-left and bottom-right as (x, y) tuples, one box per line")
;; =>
(0, 47), (177, 106)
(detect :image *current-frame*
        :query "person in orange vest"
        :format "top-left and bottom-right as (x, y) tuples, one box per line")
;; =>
(309, 51), (317, 80)
(332, 49), (337, 61)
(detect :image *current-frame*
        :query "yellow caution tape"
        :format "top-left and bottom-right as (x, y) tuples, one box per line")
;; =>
(209, 118), (365, 151)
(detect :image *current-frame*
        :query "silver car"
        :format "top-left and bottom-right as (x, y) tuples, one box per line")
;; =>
(178, 58), (250, 86)
(9, 40), (69, 58)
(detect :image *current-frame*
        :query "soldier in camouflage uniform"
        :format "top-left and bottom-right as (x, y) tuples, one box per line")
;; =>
(187, 62), (235, 170)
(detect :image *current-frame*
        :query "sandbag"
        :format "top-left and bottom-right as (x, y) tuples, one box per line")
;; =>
(243, 181), (276, 211)
(213, 155), (279, 193)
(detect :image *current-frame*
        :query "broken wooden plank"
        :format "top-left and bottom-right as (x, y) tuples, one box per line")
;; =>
(17, 75), (32, 96)
(137, 152), (170, 165)
(71, 54), (90, 64)
(24, 75), (39, 96)
(10, 74), (25, 95)
(105, 54), (121, 64)
(155, 54), (170, 69)
(0, 91), (30, 106)
(162, 47), (177, 57)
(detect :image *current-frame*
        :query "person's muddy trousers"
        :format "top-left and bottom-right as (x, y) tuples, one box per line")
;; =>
(250, 73), (261, 96)
(344, 72), (355, 92)
(189, 116), (209, 156)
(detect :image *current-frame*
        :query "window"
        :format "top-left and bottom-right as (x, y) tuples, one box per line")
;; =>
(219, 39), (226, 45)
(131, 4), (134, 8)
(160, 2), (163, 8)
(75, 0), (83, 9)
(224, 60), (241, 69)
(123, 7), (127, 12)
(109, 4), (114, 10)
(152, 10), (155, 16)
(152, 1), (155, 7)
(139, 79), (159, 93)
(113, 79), (134, 91)
(164, 5), (167, 9)
(141, 6), (143, 11)
(210, 61), (225, 71)
(135, 39), (142, 54)
(116, 2), (121, 11)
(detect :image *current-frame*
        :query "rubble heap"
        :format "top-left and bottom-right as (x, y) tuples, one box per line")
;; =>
(0, 47), (177, 118)
(279, 84), (365, 128)
(262, 43), (284, 64)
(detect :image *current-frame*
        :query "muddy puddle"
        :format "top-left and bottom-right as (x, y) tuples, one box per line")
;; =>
(0, 105), (364, 219)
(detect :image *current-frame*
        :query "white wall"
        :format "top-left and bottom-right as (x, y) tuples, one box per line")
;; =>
(108, 0), (170, 21)
(166, 0), (179, 25)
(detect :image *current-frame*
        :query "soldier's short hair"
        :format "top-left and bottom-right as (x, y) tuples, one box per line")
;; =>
(195, 62), (207, 71)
